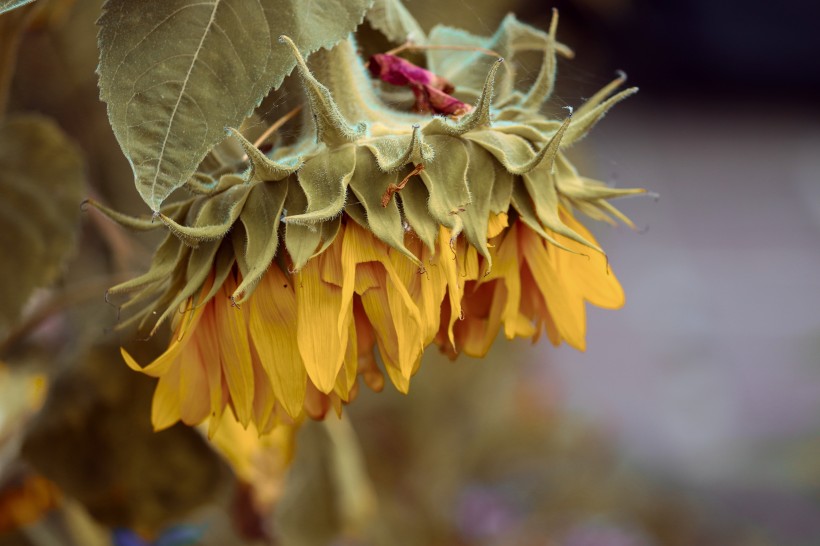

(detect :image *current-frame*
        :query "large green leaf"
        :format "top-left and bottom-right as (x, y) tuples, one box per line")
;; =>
(0, 115), (84, 332)
(97, 0), (373, 212)
(0, 0), (35, 15)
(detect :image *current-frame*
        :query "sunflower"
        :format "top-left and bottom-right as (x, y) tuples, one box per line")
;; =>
(94, 10), (643, 434)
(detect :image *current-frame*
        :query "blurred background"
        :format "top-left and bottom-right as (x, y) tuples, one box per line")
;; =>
(1, 0), (819, 545)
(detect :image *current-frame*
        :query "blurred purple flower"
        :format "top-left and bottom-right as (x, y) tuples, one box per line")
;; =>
(112, 525), (205, 546)
(561, 521), (653, 546)
(456, 485), (518, 540)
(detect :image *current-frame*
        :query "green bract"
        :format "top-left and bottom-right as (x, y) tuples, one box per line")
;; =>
(94, 7), (642, 335)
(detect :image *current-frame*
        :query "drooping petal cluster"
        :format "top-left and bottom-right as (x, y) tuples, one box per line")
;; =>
(96, 8), (643, 433)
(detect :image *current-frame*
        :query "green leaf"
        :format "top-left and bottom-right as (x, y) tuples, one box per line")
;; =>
(97, 0), (373, 212)
(0, 115), (84, 331)
(0, 0), (35, 15)
(366, 0), (426, 44)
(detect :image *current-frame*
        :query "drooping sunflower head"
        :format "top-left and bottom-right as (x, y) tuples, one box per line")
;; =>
(92, 9), (643, 435)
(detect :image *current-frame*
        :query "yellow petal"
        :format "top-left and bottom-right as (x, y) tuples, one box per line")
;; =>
(458, 281), (504, 358)
(386, 279), (424, 380)
(354, 299), (384, 393)
(122, 289), (211, 377)
(151, 363), (181, 431)
(438, 227), (463, 348)
(487, 212), (509, 239)
(556, 209), (625, 309)
(178, 341), (210, 426)
(382, 357), (410, 394)
(483, 223), (523, 340)
(338, 221), (385, 338)
(249, 266), (307, 419)
(251, 344), (277, 434)
(321, 224), (345, 287)
(520, 224), (586, 350)
(193, 304), (227, 433)
(386, 248), (425, 379)
(334, 315), (359, 401)
(296, 255), (348, 394)
(413, 238), (447, 344)
(214, 280), (255, 427)
(456, 239), (480, 280)
(360, 276), (409, 393)
(303, 380), (330, 420)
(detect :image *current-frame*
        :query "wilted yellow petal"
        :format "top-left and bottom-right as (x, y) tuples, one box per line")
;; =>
(296, 254), (348, 394)
(249, 266), (307, 419)
(178, 341), (210, 426)
(354, 299), (385, 393)
(334, 316), (359, 401)
(214, 280), (255, 427)
(192, 304), (227, 435)
(251, 345), (278, 435)
(151, 363), (181, 431)
(487, 212), (509, 239)
(414, 240), (447, 344)
(483, 223), (523, 340)
(303, 380), (331, 420)
(387, 247), (425, 379)
(458, 281), (504, 358)
(360, 274), (409, 393)
(438, 227), (463, 348)
(556, 209), (625, 309)
(520, 224), (586, 350)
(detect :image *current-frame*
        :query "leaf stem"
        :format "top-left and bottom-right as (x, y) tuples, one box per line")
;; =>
(240, 104), (304, 162)
(385, 42), (502, 59)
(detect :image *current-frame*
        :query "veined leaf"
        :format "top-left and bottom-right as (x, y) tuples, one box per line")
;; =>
(0, 0), (36, 15)
(97, 0), (373, 211)
(0, 115), (84, 331)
